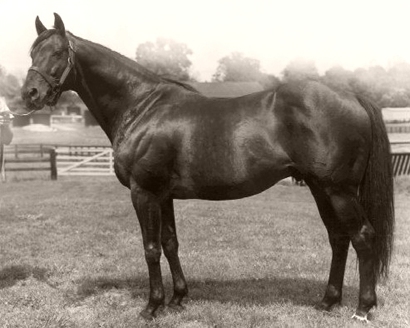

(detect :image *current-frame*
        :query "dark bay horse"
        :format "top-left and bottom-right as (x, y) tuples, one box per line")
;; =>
(21, 14), (394, 322)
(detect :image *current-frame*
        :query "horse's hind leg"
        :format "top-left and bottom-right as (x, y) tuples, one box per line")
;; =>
(308, 183), (350, 311)
(327, 190), (377, 321)
(312, 184), (377, 320)
(161, 197), (188, 311)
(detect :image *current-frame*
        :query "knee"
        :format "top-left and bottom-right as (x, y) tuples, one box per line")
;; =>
(145, 244), (161, 263)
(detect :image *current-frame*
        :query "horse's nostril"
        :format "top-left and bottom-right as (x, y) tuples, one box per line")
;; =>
(28, 88), (39, 100)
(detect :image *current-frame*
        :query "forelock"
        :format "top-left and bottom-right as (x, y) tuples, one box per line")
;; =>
(30, 29), (59, 55)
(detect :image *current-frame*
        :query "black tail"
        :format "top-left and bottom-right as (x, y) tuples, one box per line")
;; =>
(357, 96), (395, 281)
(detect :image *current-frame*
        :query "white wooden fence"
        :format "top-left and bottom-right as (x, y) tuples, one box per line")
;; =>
(56, 146), (114, 176)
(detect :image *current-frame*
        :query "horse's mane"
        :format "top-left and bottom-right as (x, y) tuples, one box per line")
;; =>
(72, 33), (199, 93)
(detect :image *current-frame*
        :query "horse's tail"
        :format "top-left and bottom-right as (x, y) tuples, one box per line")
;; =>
(356, 96), (395, 281)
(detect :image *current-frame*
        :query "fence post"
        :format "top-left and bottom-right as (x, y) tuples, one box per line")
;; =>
(50, 148), (57, 180)
(109, 149), (114, 174)
(1, 144), (5, 183)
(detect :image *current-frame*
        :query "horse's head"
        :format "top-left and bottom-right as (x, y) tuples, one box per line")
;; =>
(21, 13), (75, 112)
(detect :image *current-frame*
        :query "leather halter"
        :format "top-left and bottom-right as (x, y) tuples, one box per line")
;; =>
(28, 40), (76, 101)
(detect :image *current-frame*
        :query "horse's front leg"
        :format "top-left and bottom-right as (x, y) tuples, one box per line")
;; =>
(131, 181), (164, 320)
(161, 197), (188, 310)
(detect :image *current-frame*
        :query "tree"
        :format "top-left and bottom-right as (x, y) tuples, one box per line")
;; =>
(59, 91), (82, 106)
(383, 62), (410, 107)
(388, 61), (410, 87)
(0, 66), (22, 109)
(282, 59), (319, 82)
(321, 65), (354, 91)
(380, 88), (410, 107)
(212, 52), (263, 82)
(259, 73), (281, 90)
(135, 38), (193, 81)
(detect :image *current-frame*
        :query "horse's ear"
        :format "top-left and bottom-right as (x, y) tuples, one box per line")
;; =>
(53, 13), (66, 36)
(35, 16), (47, 35)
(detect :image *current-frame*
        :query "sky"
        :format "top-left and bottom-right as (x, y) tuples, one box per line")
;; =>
(2, 0), (410, 82)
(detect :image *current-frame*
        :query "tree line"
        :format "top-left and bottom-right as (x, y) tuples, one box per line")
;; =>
(2, 38), (410, 109)
(136, 38), (410, 108)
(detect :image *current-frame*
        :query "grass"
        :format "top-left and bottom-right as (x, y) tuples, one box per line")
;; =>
(10, 124), (110, 146)
(2, 124), (110, 182)
(0, 177), (409, 327)
(2, 125), (410, 326)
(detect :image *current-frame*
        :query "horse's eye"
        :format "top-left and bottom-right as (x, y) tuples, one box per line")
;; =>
(53, 50), (64, 58)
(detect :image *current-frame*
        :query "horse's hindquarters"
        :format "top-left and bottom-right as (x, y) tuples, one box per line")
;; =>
(274, 81), (371, 186)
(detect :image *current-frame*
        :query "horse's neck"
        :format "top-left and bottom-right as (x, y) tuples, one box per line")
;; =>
(71, 36), (161, 142)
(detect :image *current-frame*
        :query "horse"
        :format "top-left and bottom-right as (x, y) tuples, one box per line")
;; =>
(21, 13), (394, 322)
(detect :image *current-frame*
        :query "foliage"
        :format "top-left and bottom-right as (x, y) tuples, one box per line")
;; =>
(282, 59), (320, 82)
(320, 65), (354, 91)
(315, 62), (410, 107)
(212, 52), (264, 82)
(258, 73), (281, 90)
(279, 60), (410, 107)
(58, 91), (82, 107)
(210, 52), (410, 107)
(0, 66), (22, 110)
(212, 52), (281, 90)
(135, 38), (193, 81)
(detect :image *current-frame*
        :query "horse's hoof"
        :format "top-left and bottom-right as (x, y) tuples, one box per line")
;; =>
(351, 313), (369, 323)
(314, 299), (340, 312)
(314, 302), (332, 312)
(139, 303), (165, 320)
(139, 310), (155, 321)
(167, 303), (185, 313)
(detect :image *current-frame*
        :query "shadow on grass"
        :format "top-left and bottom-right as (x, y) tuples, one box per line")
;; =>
(76, 275), (146, 300)
(74, 274), (358, 308)
(0, 264), (50, 289)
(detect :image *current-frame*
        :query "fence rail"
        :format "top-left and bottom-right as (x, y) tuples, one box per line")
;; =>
(386, 124), (410, 134)
(1, 145), (57, 181)
(55, 146), (114, 176)
(391, 141), (410, 176)
(392, 152), (410, 176)
(50, 115), (83, 125)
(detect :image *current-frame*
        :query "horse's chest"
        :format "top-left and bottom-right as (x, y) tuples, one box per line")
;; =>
(113, 138), (175, 191)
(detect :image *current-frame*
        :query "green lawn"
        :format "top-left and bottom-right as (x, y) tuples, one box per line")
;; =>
(10, 124), (110, 146)
(0, 177), (409, 327)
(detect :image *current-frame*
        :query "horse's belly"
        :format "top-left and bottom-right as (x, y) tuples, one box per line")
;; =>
(170, 157), (291, 200)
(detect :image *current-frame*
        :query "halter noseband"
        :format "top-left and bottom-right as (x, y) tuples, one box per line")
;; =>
(28, 40), (76, 100)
